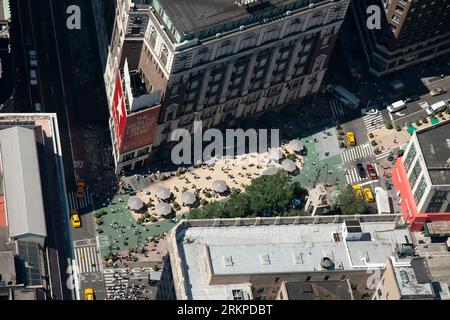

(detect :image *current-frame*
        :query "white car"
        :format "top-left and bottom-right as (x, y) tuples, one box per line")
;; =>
(387, 100), (406, 113)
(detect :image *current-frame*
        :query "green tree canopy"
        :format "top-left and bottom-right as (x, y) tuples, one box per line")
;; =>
(335, 185), (368, 215)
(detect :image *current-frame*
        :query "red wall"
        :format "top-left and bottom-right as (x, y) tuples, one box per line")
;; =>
(392, 158), (450, 231)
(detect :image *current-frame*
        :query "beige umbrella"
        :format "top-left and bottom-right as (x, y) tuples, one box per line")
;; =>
(281, 159), (297, 173)
(212, 180), (228, 193)
(127, 196), (144, 211)
(155, 186), (171, 200)
(289, 139), (304, 152)
(155, 203), (172, 217)
(181, 192), (196, 205)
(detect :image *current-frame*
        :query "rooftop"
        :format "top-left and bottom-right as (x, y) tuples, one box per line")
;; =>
(157, 0), (324, 35)
(169, 216), (410, 299)
(0, 127), (47, 240)
(415, 119), (450, 185)
(391, 257), (434, 298)
(284, 280), (353, 300)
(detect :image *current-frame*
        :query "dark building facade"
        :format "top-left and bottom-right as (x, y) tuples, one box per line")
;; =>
(353, 0), (450, 76)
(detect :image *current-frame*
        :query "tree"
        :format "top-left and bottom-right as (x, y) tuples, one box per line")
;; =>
(284, 210), (310, 217)
(245, 171), (293, 215)
(224, 192), (253, 218)
(335, 185), (368, 215)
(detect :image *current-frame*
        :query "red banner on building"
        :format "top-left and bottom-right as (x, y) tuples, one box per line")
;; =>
(119, 105), (160, 154)
(112, 72), (127, 150)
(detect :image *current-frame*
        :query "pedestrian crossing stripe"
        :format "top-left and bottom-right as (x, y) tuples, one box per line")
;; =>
(363, 113), (385, 134)
(345, 163), (379, 185)
(341, 142), (374, 163)
(68, 188), (93, 211)
(74, 245), (100, 274)
(375, 149), (391, 160)
(329, 98), (346, 121)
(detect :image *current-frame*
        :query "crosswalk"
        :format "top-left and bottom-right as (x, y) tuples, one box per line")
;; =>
(341, 142), (374, 163)
(68, 189), (93, 211)
(104, 267), (153, 296)
(329, 98), (348, 121)
(345, 163), (379, 185)
(363, 113), (384, 134)
(74, 244), (101, 274)
(375, 149), (391, 160)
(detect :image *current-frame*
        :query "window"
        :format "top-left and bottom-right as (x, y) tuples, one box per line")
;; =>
(408, 160), (422, 189)
(137, 147), (149, 157)
(403, 145), (417, 172)
(414, 177), (427, 205)
(149, 28), (157, 48)
(123, 152), (134, 161)
(160, 45), (169, 67)
(425, 190), (449, 213)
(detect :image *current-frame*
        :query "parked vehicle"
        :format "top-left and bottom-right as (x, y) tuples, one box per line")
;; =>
(366, 164), (378, 180)
(356, 163), (366, 178)
(363, 188), (375, 202)
(387, 100), (406, 113)
(426, 100), (447, 115)
(353, 185), (363, 198)
(404, 95), (420, 103)
(375, 187), (391, 214)
(34, 103), (42, 112)
(430, 87), (447, 96)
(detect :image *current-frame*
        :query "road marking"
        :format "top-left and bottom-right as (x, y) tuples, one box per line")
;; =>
(68, 188), (92, 211)
(341, 142), (373, 164)
(375, 149), (391, 160)
(74, 245), (100, 274)
(363, 113), (384, 134)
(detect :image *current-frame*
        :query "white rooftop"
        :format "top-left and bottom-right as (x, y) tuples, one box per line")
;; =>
(172, 218), (411, 300)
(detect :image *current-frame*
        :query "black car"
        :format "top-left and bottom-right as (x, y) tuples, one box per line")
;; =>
(405, 95), (420, 103)
(356, 163), (366, 178)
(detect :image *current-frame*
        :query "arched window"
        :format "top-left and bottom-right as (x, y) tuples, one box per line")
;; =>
(149, 27), (157, 48)
(160, 44), (169, 66)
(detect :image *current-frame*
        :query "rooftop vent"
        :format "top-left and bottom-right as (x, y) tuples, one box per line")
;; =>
(223, 255), (234, 267)
(260, 254), (271, 265)
(320, 257), (335, 270)
(293, 253), (304, 264)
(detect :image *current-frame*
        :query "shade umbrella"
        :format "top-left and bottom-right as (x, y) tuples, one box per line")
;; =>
(269, 148), (284, 161)
(288, 139), (304, 152)
(212, 180), (228, 193)
(127, 196), (144, 211)
(431, 117), (439, 125)
(155, 186), (171, 200)
(181, 192), (196, 205)
(155, 203), (172, 217)
(281, 159), (297, 173)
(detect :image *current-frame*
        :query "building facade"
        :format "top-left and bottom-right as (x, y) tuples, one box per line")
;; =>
(352, 0), (450, 76)
(392, 120), (450, 231)
(104, 0), (350, 173)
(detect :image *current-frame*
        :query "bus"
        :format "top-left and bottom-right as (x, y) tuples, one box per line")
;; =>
(327, 85), (360, 108)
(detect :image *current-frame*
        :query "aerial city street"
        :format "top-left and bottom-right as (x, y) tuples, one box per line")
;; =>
(0, 0), (450, 304)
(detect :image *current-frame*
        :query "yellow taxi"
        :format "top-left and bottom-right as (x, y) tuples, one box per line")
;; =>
(364, 188), (375, 202)
(85, 288), (95, 300)
(76, 180), (87, 199)
(353, 185), (363, 198)
(346, 132), (356, 146)
(70, 209), (81, 228)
